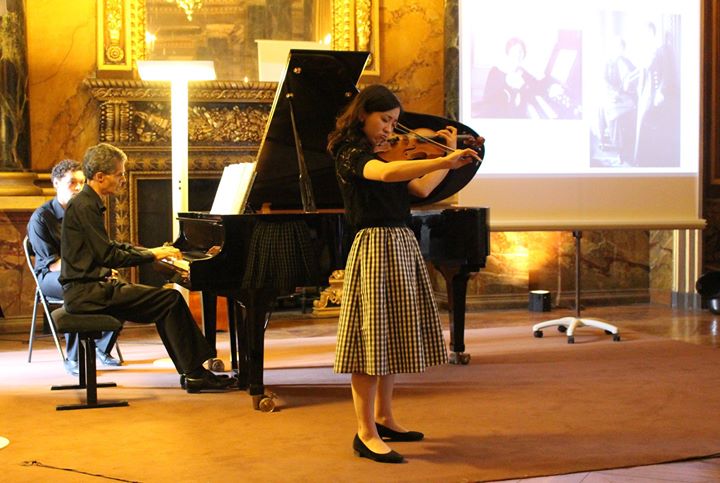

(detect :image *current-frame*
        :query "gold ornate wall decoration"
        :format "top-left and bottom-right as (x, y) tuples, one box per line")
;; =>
(97, 0), (134, 72)
(85, 78), (274, 146)
(332, 0), (379, 75)
(187, 105), (269, 144)
(97, 0), (379, 77)
(129, 0), (147, 64)
(84, 78), (277, 102)
(99, 100), (132, 144)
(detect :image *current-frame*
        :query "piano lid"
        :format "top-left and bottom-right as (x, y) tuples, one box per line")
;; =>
(247, 49), (484, 211)
(248, 49), (370, 211)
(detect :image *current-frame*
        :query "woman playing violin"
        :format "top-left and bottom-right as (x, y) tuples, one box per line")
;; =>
(327, 84), (480, 464)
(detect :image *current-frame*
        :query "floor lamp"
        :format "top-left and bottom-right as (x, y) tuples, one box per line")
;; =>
(136, 60), (216, 240)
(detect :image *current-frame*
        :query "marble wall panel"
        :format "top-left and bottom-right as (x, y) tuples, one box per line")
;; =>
(26, 0), (98, 172)
(380, 0), (445, 115)
(0, 212), (34, 318)
(649, 230), (673, 303)
(429, 230), (653, 309)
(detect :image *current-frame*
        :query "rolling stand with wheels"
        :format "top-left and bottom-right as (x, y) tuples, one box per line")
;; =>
(532, 230), (621, 344)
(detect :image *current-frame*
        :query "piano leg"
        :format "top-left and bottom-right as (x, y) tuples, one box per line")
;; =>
(200, 292), (218, 359)
(227, 298), (239, 372)
(234, 296), (249, 391)
(236, 288), (278, 412)
(436, 264), (472, 365)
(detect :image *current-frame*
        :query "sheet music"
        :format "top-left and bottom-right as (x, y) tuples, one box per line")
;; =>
(210, 162), (256, 214)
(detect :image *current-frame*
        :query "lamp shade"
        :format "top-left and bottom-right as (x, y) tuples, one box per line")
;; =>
(137, 60), (216, 81)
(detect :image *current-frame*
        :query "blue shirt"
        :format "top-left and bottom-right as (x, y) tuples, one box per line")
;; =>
(27, 197), (64, 281)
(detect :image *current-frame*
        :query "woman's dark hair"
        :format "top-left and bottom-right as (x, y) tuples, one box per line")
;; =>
(327, 84), (402, 154)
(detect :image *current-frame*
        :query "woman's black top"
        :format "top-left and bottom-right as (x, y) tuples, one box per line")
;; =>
(334, 139), (411, 230)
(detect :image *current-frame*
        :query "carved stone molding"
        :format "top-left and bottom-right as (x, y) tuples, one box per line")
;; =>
(85, 78), (274, 149)
(86, 78), (273, 247)
(84, 78), (278, 102)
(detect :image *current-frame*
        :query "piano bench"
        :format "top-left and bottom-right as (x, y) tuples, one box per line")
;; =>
(50, 308), (129, 411)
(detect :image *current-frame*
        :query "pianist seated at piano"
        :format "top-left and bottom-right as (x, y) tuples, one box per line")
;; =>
(328, 84), (481, 463)
(59, 143), (237, 394)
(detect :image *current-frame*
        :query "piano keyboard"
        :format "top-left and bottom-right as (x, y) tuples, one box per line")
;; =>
(162, 257), (190, 272)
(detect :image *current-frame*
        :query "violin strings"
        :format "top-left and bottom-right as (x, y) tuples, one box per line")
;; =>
(395, 123), (453, 152)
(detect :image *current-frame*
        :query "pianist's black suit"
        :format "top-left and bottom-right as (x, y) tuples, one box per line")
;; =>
(60, 185), (214, 375)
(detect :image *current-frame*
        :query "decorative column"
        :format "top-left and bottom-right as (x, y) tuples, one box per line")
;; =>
(0, 0), (40, 200)
(0, 0), (30, 172)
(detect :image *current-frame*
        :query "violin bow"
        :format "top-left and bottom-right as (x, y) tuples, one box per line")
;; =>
(395, 123), (454, 153)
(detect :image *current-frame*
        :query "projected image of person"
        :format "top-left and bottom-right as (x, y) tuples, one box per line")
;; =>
(590, 17), (680, 168)
(479, 37), (541, 119)
(626, 22), (680, 167)
(596, 36), (637, 166)
(477, 32), (582, 120)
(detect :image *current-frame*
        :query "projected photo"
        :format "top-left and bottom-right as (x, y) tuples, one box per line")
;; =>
(471, 30), (582, 120)
(588, 13), (681, 168)
(459, 0), (699, 175)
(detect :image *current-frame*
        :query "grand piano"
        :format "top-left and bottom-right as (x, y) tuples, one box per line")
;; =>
(162, 50), (489, 411)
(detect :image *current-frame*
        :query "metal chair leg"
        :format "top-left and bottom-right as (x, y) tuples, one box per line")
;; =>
(40, 299), (65, 361)
(27, 290), (40, 362)
(113, 342), (124, 364)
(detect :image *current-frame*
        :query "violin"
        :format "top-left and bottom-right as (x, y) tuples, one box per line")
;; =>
(377, 123), (485, 164)
(384, 111), (486, 205)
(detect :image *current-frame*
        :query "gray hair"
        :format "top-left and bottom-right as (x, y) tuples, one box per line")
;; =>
(82, 143), (127, 180)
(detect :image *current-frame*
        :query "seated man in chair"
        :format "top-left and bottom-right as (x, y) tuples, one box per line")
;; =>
(60, 143), (235, 393)
(27, 159), (121, 375)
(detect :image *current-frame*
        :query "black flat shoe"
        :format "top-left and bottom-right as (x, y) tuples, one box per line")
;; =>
(376, 423), (424, 442)
(352, 434), (404, 464)
(185, 370), (237, 393)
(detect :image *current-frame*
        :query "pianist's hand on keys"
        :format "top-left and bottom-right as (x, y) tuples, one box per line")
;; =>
(150, 245), (182, 261)
(151, 245), (190, 272)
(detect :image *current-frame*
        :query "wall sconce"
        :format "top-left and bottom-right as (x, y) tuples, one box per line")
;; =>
(136, 60), (216, 240)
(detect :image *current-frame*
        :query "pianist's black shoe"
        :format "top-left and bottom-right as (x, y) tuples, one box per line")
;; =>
(96, 348), (122, 366)
(376, 423), (424, 442)
(180, 372), (231, 389)
(352, 434), (404, 464)
(185, 368), (237, 393)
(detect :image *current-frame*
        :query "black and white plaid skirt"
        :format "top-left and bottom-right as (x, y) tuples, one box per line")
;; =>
(334, 226), (448, 375)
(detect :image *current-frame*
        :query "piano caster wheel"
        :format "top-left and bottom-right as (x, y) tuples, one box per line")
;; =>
(613, 334), (621, 342)
(253, 392), (277, 413)
(558, 325), (567, 333)
(567, 335), (575, 344)
(208, 358), (225, 372)
(449, 352), (471, 365)
(533, 330), (543, 338)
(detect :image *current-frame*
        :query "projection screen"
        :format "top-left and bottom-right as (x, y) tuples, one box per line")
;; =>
(457, 0), (703, 228)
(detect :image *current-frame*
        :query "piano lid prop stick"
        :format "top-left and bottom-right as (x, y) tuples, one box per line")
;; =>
(285, 88), (317, 213)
